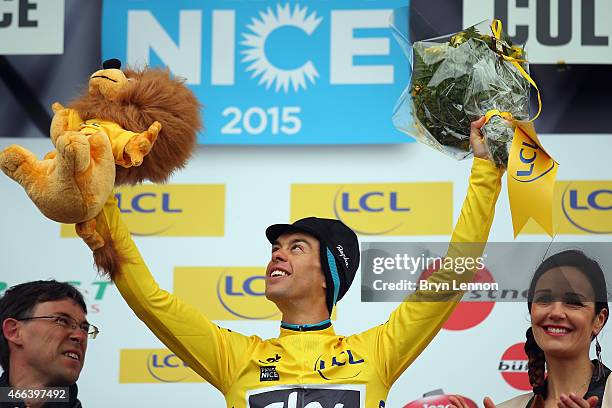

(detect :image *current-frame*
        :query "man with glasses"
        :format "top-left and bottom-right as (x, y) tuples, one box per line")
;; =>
(0, 280), (99, 407)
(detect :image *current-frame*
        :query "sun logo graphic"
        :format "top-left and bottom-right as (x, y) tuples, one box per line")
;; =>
(241, 3), (322, 93)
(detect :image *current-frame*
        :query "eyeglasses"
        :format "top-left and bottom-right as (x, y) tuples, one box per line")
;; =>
(17, 315), (100, 339)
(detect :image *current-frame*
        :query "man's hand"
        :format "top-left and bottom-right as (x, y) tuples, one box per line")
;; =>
(470, 116), (493, 162)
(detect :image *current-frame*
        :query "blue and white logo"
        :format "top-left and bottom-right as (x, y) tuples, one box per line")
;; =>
(102, 0), (411, 145)
(242, 4), (322, 93)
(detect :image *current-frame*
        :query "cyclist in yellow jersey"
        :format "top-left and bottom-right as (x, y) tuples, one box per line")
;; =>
(92, 118), (503, 407)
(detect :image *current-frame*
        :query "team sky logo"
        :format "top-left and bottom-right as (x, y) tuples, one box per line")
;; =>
(314, 349), (364, 381)
(291, 183), (452, 236)
(403, 390), (478, 408)
(499, 343), (532, 391)
(246, 384), (365, 408)
(174, 267), (281, 320)
(60, 184), (225, 237)
(522, 181), (612, 235)
(119, 349), (205, 383)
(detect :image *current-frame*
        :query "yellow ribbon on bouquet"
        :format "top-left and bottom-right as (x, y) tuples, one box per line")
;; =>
(507, 121), (558, 237)
(485, 20), (558, 237)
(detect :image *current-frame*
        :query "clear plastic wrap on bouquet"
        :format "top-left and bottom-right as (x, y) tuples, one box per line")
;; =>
(391, 16), (531, 166)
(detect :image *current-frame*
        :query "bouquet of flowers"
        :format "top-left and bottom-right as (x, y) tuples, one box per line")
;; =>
(392, 19), (533, 166)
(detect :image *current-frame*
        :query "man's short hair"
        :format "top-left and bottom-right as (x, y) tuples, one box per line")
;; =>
(0, 280), (87, 372)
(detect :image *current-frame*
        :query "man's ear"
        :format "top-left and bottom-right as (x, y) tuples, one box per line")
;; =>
(2, 318), (24, 346)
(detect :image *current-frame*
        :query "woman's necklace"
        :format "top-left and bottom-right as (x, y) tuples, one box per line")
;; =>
(547, 362), (594, 402)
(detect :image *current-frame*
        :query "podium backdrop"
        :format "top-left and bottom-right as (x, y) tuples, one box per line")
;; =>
(1, 0), (611, 406)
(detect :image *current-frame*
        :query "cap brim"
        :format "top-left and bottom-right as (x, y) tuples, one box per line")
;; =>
(265, 224), (322, 244)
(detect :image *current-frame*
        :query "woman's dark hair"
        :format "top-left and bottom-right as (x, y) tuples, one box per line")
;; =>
(0, 280), (87, 373)
(525, 250), (609, 404)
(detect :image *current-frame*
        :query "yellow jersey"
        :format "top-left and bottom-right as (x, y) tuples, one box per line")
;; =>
(95, 158), (503, 407)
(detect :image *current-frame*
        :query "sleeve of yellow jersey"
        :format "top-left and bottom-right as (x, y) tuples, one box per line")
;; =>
(351, 157), (503, 387)
(94, 196), (256, 394)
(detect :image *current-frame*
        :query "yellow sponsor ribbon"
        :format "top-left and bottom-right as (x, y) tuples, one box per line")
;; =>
(484, 109), (513, 122)
(485, 20), (558, 237)
(485, 20), (541, 122)
(507, 121), (558, 237)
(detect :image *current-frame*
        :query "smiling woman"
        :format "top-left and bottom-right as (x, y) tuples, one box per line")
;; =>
(514, 250), (611, 408)
(452, 250), (612, 408)
(450, 250), (612, 408)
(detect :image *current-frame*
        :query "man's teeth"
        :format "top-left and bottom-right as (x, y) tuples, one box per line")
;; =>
(547, 327), (569, 334)
(270, 270), (287, 277)
(65, 352), (80, 361)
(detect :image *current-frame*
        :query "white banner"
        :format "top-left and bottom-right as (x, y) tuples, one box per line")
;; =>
(1, 134), (611, 407)
(463, 0), (612, 64)
(0, 0), (64, 55)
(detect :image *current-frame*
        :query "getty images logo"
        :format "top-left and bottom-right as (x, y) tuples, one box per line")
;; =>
(336, 245), (349, 267)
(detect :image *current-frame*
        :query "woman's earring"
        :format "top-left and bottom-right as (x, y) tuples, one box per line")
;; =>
(596, 335), (604, 380)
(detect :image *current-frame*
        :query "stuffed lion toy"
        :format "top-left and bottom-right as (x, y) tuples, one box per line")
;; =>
(0, 59), (201, 275)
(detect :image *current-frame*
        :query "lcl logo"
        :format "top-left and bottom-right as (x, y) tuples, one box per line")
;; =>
(291, 182), (452, 236)
(338, 192), (410, 213)
(561, 184), (612, 234)
(116, 192), (182, 214)
(512, 141), (556, 183)
(145, 351), (194, 383)
(215, 268), (280, 320)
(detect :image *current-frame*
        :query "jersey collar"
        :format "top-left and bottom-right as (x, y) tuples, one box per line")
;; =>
(279, 319), (335, 336)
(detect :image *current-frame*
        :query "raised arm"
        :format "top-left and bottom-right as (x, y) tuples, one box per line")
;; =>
(353, 119), (504, 386)
(92, 195), (255, 394)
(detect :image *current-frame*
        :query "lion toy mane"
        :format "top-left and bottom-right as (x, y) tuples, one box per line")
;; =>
(0, 59), (201, 276)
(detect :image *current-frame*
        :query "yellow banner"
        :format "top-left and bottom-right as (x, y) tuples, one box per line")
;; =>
(522, 181), (612, 235)
(119, 349), (205, 383)
(507, 121), (558, 237)
(174, 267), (281, 321)
(174, 266), (337, 321)
(61, 184), (225, 237)
(291, 183), (453, 235)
